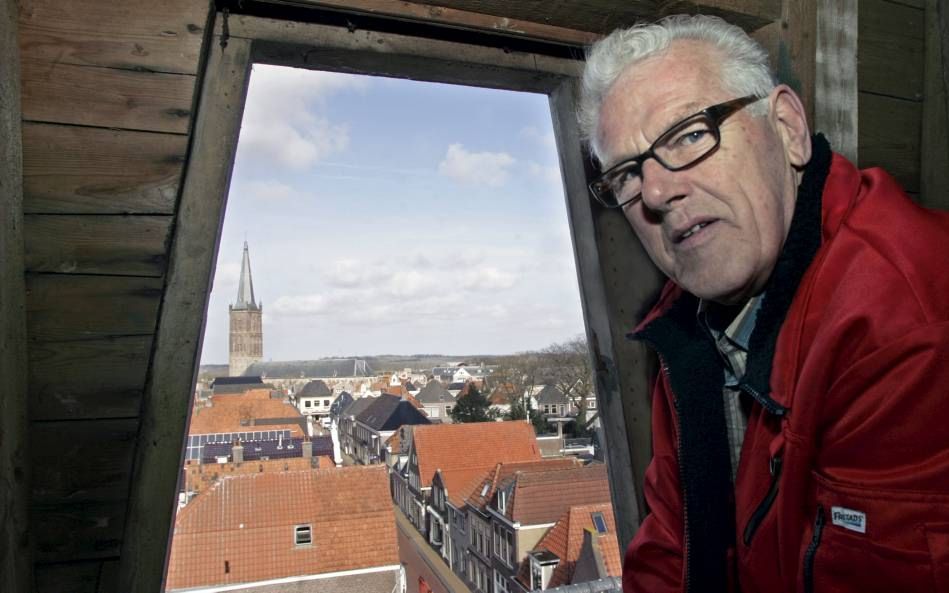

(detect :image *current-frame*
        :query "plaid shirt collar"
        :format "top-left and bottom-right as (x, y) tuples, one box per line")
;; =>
(698, 295), (763, 384)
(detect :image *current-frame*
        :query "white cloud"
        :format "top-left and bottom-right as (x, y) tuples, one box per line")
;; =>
(527, 162), (564, 188)
(520, 126), (557, 151)
(272, 293), (330, 315)
(213, 262), (241, 288)
(438, 144), (515, 187)
(245, 180), (303, 201)
(238, 65), (367, 170)
(461, 265), (518, 291)
(326, 258), (374, 288)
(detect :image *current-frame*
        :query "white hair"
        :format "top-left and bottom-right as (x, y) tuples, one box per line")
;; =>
(578, 15), (777, 162)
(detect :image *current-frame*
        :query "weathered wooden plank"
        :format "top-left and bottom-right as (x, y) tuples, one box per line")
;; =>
(778, 0), (818, 124)
(22, 123), (185, 214)
(26, 274), (162, 342)
(24, 215), (172, 277)
(921, 0), (949, 211)
(1, 0), (32, 590)
(32, 502), (126, 563)
(859, 91), (922, 193)
(816, 0), (858, 162)
(235, 17), (581, 93)
(21, 58), (195, 133)
(35, 560), (108, 593)
(295, 0), (598, 45)
(118, 36), (254, 593)
(410, 0), (779, 33)
(550, 78), (664, 550)
(28, 336), (153, 421)
(31, 418), (139, 504)
(859, 0), (925, 100)
(17, 0), (206, 74)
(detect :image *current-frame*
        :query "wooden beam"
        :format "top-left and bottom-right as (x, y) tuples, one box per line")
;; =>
(282, 0), (599, 45)
(921, 0), (949, 210)
(859, 91), (922, 193)
(858, 0), (924, 101)
(550, 79), (665, 551)
(29, 336), (153, 421)
(34, 560), (112, 593)
(18, 0), (207, 74)
(21, 58), (196, 134)
(22, 123), (186, 214)
(815, 0), (858, 162)
(232, 15), (581, 93)
(25, 274), (163, 342)
(118, 35), (253, 593)
(24, 214), (172, 277)
(775, 0), (817, 125)
(0, 0), (32, 589)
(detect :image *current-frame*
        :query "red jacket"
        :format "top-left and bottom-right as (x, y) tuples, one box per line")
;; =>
(624, 142), (949, 593)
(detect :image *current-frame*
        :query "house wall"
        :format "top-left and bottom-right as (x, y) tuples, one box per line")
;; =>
(516, 525), (554, 564)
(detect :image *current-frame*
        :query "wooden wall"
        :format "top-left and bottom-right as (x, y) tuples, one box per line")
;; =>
(16, 0), (209, 590)
(857, 0), (926, 196)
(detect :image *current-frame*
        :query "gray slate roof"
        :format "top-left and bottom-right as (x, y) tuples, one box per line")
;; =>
(297, 380), (332, 398)
(357, 394), (430, 432)
(536, 384), (570, 404)
(243, 358), (372, 379)
(415, 381), (453, 404)
(340, 396), (376, 419)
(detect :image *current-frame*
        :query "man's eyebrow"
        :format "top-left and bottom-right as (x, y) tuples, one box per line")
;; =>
(603, 101), (706, 169)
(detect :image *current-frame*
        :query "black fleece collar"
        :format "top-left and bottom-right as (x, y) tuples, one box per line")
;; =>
(631, 134), (832, 593)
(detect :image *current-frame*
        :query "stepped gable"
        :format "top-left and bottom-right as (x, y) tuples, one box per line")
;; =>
(165, 465), (398, 590)
(411, 421), (540, 489)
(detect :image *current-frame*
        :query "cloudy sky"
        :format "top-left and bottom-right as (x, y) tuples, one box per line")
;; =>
(199, 64), (586, 364)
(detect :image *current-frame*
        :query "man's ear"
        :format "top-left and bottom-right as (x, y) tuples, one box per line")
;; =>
(769, 84), (811, 168)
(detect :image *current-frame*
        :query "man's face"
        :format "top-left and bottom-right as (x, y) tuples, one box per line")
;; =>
(596, 40), (800, 305)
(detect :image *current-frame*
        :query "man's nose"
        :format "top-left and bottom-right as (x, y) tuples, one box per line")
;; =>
(639, 158), (688, 212)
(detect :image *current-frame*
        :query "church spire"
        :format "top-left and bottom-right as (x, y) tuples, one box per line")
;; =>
(234, 241), (257, 310)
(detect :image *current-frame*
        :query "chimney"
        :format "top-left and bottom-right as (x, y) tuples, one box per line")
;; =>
(232, 443), (244, 464)
(303, 440), (313, 459)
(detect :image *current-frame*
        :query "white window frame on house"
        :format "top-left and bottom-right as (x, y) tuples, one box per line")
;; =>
(294, 524), (312, 546)
(494, 568), (511, 593)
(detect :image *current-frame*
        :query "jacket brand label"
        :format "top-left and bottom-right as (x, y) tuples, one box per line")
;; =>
(831, 506), (867, 533)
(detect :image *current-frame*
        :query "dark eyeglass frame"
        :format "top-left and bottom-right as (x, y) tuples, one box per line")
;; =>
(588, 94), (764, 209)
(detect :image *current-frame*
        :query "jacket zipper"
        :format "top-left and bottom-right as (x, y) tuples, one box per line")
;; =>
(742, 455), (783, 546)
(803, 505), (825, 593)
(663, 360), (694, 593)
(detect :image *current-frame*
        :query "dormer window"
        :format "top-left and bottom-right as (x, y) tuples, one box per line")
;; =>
(591, 511), (608, 534)
(294, 524), (312, 546)
(497, 489), (507, 513)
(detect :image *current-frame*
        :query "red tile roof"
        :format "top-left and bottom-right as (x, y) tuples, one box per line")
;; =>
(188, 389), (305, 437)
(460, 458), (581, 510)
(182, 457), (321, 496)
(165, 465), (398, 590)
(527, 503), (621, 589)
(411, 421), (541, 489)
(505, 463), (611, 525)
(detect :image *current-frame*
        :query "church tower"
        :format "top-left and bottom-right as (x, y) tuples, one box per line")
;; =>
(229, 241), (263, 377)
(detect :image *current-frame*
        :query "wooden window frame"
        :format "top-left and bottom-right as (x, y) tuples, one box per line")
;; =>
(126, 10), (671, 592)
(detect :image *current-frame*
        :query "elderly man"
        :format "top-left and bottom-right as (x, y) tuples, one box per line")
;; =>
(579, 15), (949, 593)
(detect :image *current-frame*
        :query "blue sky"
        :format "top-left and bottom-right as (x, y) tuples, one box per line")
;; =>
(200, 64), (586, 363)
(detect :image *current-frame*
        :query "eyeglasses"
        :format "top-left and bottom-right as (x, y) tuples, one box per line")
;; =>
(588, 95), (763, 209)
